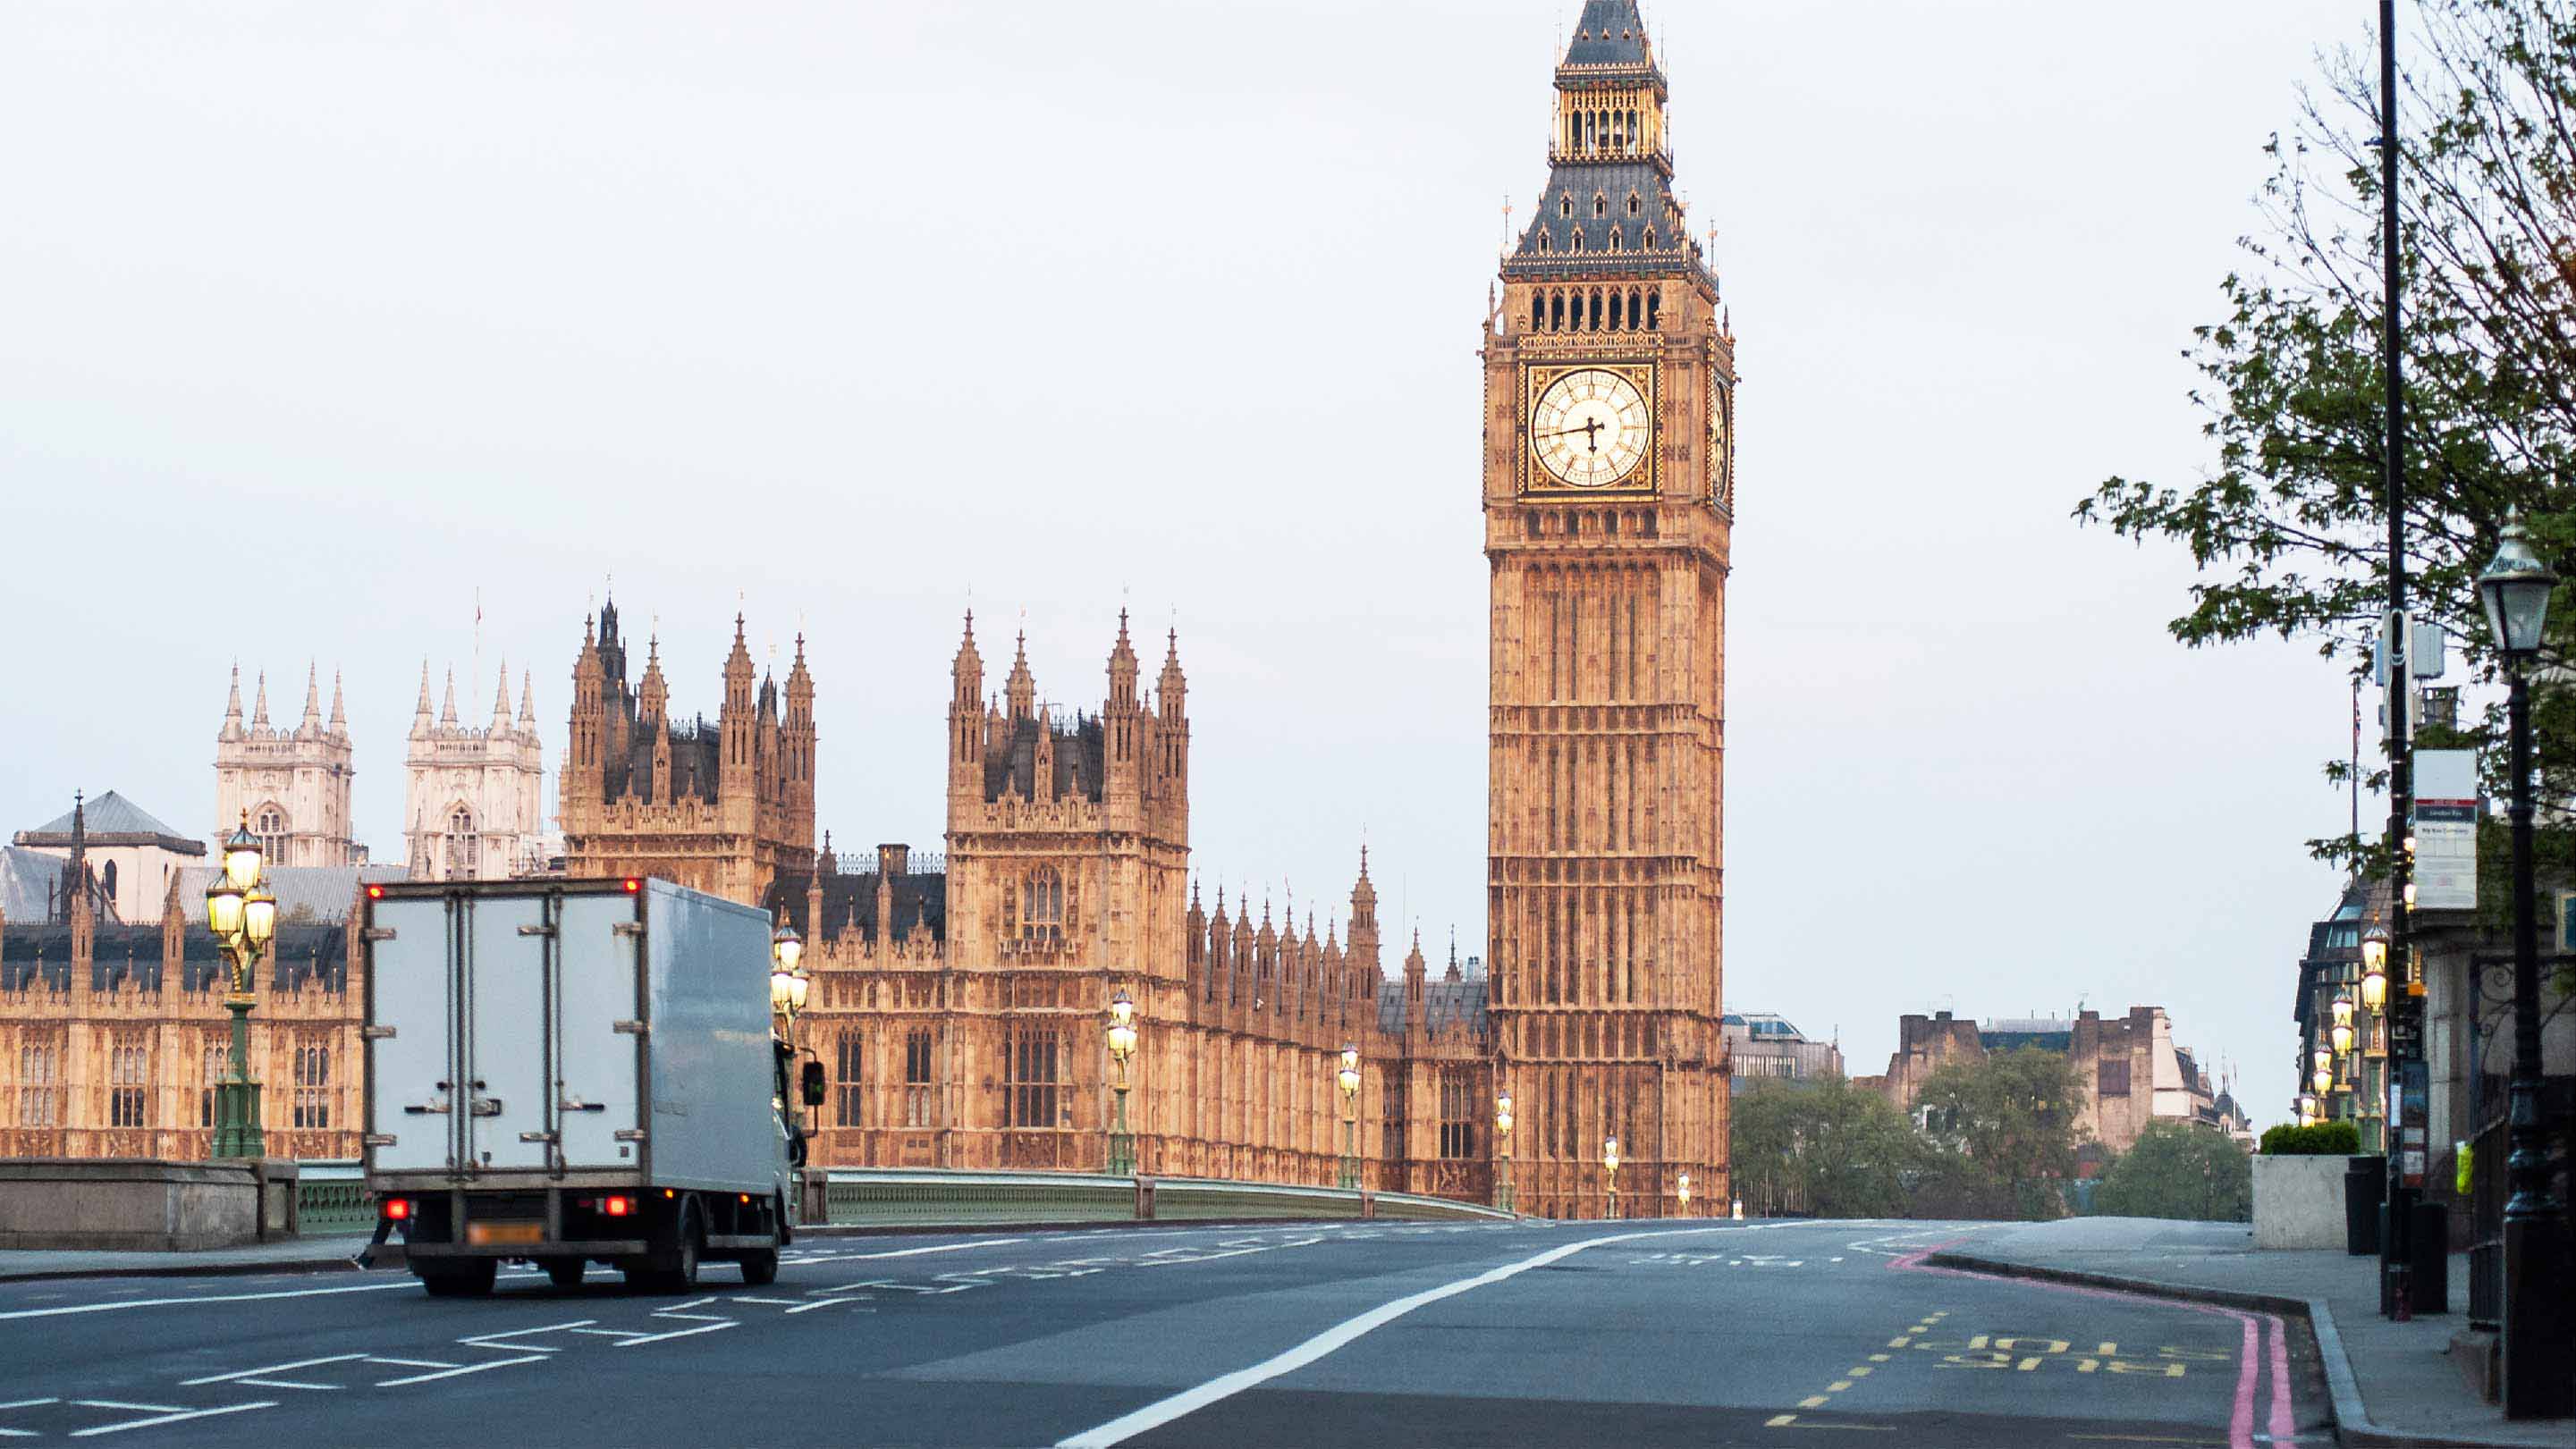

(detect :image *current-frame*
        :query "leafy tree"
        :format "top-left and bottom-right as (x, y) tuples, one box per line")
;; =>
(2090, 1121), (2255, 1222)
(1913, 1048), (2086, 1220)
(1729, 1076), (1932, 1219)
(2073, 0), (2576, 855)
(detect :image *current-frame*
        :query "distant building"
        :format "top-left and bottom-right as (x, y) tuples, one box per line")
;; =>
(0, 796), (394, 1160)
(403, 664), (548, 880)
(559, 602), (815, 907)
(1721, 1012), (1844, 1088)
(214, 665), (359, 867)
(1855, 1006), (2229, 1155)
(12, 792), (202, 923)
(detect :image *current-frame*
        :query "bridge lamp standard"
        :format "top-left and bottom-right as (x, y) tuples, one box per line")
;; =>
(2329, 997), (2356, 1058)
(1336, 1046), (1362, 1192)
(1677, 1170), (1693, 1216)
(1106, 989), (1139, 1177)
(205, 816), (275, 1158)
(1493, 1087), (1515, 1215)
(1602, 1134), (1622, 1220)
(2475, 513), (2574, 1417)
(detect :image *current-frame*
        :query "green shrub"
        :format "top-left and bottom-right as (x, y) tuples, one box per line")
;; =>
(2258, 1121), (2361, 1156)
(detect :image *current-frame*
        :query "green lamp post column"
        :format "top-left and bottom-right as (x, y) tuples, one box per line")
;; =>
(1336, 1045), (1361, 1192)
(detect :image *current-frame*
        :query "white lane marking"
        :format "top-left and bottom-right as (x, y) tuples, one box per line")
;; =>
(373, 1356), (545, 1387)
(783, 1297), (863, 1314)
(457, 1319), (594, 1352)
(1056, 1225), (1765, 1449)
(67, 1402), (274, 1437)
(791, 1237), (1027, 1265)
(359, 1358), (456, 1369)
(182, 1353), (367, 1386)
(0, 1281), (413, 1321)
(611, 1321), (737, 1347)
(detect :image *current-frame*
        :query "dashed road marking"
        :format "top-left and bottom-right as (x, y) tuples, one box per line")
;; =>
(65, 1401), (275, 1438)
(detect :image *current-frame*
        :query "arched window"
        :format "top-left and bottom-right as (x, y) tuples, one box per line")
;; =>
(1530, 294), (1543, 333)
(1643, 227), (1656, 249)
(1020, 865), (1062, 944)
(1593, 193), (1608, 218)
(1646, 293), (1661, 331)
(253, 806), (288, 865)
(1609, 291), (1625, 329)
(100, 860), (117, 900)
(1558, 195), (1572, 218)
(1568, 229), (1584, 254)
(1588, 289), (1602, 330)
(1627, 194), (1642, 217)
(443, 805), (478, 878)
(1606, 228), (1622, 255)
(1549, 291), (1564, 330)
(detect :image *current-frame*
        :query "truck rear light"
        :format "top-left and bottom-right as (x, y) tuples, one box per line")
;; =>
(366, 884), (384, 900)
(603, 1194), (633, 1217)
(622, 878), (642, 893)
(383, 1198), (411, 1221)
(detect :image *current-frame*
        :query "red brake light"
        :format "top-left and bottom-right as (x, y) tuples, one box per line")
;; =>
(603, 1194), (632, 1217)
(622, 878), (642, 894)
(366, 884), (384, 900)
(383, 1198), (411, 1221)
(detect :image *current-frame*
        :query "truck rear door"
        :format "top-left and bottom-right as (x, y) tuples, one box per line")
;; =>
(553, 890), (645, 1171)
(367, 894), (460, 1173)
(462, 893), (551, 1172)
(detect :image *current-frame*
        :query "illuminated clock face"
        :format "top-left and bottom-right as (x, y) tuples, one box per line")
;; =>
(1531, 368), (1651, 488)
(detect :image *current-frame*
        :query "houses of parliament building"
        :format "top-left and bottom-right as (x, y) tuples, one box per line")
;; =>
(0, 1), (1731, 1218)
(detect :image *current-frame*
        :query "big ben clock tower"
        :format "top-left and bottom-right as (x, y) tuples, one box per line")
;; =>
(1483, 0), (1730, 1219)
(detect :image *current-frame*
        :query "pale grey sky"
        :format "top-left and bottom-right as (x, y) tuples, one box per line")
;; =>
(2, 1), (2371, 1127)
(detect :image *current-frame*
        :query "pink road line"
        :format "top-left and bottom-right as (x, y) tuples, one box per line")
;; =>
(1887, 1241), (2299, 1449)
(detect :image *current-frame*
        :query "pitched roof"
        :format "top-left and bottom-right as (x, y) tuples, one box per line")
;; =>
(14, 791), (203, 853)
(0, 847), (65, 919)
(173, 864), (409, 925)
(1562, 0), (1656, 71)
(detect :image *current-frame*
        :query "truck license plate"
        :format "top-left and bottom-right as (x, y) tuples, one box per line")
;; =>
(466, 1220), (544, 1246)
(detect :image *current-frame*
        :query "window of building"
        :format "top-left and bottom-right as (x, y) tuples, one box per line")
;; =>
(903, 1028), (935, 1128)
(1627, 194), (1642, 216)
(835, 1032), (865, 1128)
(199, 1040), (224, 1129)
(101, 860), (118, 900)
(109, 1035), (148, 1129)
(444, 805), (478, 877)
(16, 1042), (63, 1128)
(1592, 193), (1608, 217)
(253, 806), (289, 865)
(1439, 1071), (1476, 1159)
(292, 1040), (331, 1129)
(1005, 1028), (1061, 1129)
(1019, 866), (1063, 944)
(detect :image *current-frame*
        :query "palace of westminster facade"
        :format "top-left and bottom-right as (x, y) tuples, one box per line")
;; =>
(0, 3), (1733, 1218)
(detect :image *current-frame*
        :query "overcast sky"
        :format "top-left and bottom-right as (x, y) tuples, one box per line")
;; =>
(2, 1), (2378, 1128)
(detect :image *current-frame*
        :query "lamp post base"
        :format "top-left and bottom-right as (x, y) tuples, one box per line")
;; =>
(1495, 1161), (1514, 1215)
(212, 997), (264, 1160)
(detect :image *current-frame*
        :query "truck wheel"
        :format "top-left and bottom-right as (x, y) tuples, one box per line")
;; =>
(738, 1249), (779, 1286)
(667, 1226), (699, 1290)
(419, 1260), (497, 1298)
(543, 1258), (585, 1289)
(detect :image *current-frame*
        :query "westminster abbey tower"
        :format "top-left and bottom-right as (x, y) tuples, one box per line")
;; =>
(1482, 0), (1731, 1217)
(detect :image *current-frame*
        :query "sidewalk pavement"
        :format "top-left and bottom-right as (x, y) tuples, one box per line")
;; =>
(1930, 1217), (2568, 1449)
(0, 1234), (378, 1283)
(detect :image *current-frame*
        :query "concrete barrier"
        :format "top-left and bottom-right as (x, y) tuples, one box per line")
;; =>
(0, 1158), (302, 1251)
(2252, 1153), (2352, 1250)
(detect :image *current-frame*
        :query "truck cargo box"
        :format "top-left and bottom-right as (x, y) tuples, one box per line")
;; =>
(362, 878), (790, 1292)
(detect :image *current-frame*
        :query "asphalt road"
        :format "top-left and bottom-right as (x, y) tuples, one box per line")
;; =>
(0, 1219), (2332, 1447)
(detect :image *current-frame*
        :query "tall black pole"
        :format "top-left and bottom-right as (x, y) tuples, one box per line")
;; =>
(2501, 659), (2573, 1415)
(2377, 0), (2423, 1318)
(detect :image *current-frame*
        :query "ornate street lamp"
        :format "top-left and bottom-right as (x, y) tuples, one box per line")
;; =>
(770, 922), (810, 1162)
(204, 816), (272, 1158)
(2476, 513), (2573, 1415)
(1105, 988), (1138, 1176)
(2297, 1092), (2320, 1127)
(1677, 1170), (1692, 1216)
(1336, 1045), (1362, 1192)
(2330, 997), (2356, 1057)
(2361, 924), (2390, 1011)
(1602, 1134), (1621, 1220)
(1493, 1087), (1515, 1215)
(2312, 1063), (2335, 1099)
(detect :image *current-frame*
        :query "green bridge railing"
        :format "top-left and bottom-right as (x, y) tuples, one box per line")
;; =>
(300, 1162), (1514, 1236)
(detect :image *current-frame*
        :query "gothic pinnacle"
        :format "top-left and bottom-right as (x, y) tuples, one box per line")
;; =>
(251, 671), (270, 727)
(329, 670), (347, 730)
(440, 667), (458, 724)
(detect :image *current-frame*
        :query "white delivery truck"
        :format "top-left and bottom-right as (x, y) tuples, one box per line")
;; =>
(361, 878), (795, 1296)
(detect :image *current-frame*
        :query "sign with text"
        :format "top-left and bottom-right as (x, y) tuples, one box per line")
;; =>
(2412, 749), (2479, 912)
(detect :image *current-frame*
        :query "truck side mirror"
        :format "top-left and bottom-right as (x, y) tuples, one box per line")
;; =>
(800, 1060), (827, 1108)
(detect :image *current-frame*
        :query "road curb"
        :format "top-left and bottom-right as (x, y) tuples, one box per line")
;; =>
(1923, 1250), (2520, 1449)
(0, 1254), (376, 1285)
